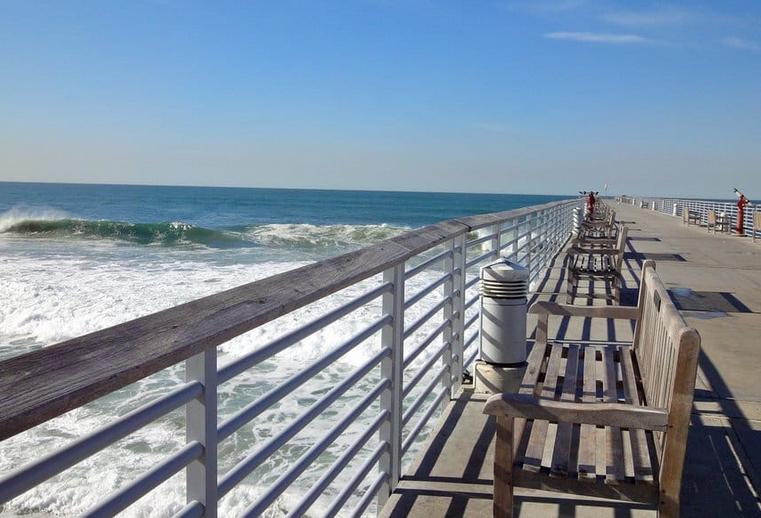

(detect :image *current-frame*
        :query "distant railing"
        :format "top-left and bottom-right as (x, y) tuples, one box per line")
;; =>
(616, 195), (760, 239)
(0, 198), (580, 517)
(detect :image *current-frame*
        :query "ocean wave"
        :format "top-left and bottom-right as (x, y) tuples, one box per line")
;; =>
(0, 209), (410, 249)
(241, 223), (409, 248)
(1, 218), (244, 248)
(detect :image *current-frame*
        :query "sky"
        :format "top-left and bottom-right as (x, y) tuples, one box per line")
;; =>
(1, 0), (760, 197)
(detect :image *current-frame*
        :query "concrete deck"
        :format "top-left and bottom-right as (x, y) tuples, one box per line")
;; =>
(381, 202), (761, 517)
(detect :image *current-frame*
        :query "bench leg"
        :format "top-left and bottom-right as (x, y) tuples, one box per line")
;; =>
(566, 269), (577, 304)
(494, 415), (514, 517)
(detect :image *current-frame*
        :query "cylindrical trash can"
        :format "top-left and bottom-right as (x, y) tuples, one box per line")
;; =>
(479, 259), (528, 365)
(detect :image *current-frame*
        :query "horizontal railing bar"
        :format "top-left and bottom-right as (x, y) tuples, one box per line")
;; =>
(218, 282), (392, 383)
(464, 292), (479, 311)
(404, 248), (453, 280)
(402, 364), (449, 426)
(465, 249), (498, 269)
(350, 472), (386, 518)
(403, 270), (455, 310)
(499, 240), (514, 252)
(402, 340), (451, 399)
(323, 441), (388, 517)
(463, 312), (479, 332)
(217, 315), (390, 441)
(466, 233), (496, 247)
(464, 346), (478, 370)
(84, 441), (203, 518)
(465, 276), (479, 290)
(0, 381), (202, 503)
(464, 329), (478, 351)
(499, 221), (521, 234)
(172, 501), (204, 518)
(403, 317), (453, 369)
(242, 380), (388, 517)
(286, 410), (388, 518)
(453, 203), (555, 232)
(403, 295), (451, 340)
(401, 387), (449, 456)
(217, 347), (390, 497)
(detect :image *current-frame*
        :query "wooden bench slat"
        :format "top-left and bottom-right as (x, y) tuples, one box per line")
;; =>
(602, 346), (626, 482)
(577, 346), (597, 480)
(620, 345), (655, 483)
(522, 342), (563, 472)
(551, 343), (580, 476)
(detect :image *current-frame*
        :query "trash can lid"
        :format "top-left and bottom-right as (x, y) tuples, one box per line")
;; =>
(480, 258), (529, 282)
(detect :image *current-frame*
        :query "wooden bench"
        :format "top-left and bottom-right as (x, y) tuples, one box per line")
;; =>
(485, 261), (700, 517)
(753, 211), (761, 242)
(682, 207), (700, 226)
(566, 225), (628, 303)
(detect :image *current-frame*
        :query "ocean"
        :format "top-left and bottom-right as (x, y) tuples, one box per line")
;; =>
(0, 182), (569, 517)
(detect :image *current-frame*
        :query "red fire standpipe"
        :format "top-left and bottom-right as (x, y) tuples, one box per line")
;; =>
(736, 189), (750, 235)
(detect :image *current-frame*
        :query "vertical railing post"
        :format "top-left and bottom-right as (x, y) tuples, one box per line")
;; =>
(186, 349), (218, 518)
(451, 234), (466, 396)
(490, 223), (501, 259)
(441, 239), (455, 412)
(378, 264), (404, 510)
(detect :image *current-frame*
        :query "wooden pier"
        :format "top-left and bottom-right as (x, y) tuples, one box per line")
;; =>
(380, 201), (761, 517)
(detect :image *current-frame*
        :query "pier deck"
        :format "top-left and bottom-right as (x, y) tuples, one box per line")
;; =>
(381, 202), (761, 517)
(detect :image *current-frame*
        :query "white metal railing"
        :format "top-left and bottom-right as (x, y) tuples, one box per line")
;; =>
(616, 195), (760, 239)
(0, 198), (580, 517)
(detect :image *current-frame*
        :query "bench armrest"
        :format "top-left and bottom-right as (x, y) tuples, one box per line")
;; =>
(483, 393), (669, 431)
(529, 301), (639, 320)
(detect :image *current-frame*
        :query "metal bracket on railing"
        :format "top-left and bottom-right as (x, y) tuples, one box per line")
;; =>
(450, 235), (466, 397)
(378, 264), (404, 508)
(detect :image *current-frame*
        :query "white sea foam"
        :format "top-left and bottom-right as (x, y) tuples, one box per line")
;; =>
(243, 223), (409, 248)
(0, 206), (70, 233)
(0, 240), (456, 517)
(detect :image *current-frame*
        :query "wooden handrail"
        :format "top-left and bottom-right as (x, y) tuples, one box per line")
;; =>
(0, 199), (575, 440)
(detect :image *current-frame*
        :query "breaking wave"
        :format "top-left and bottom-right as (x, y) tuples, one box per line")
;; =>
(240, 223), (409, 248)
(0, 209), (409, 249)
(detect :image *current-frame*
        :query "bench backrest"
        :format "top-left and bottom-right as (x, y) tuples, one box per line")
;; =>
(707, 209), (716, 225)
(612, 225), (628, 270)
(632, 261), (700, 477)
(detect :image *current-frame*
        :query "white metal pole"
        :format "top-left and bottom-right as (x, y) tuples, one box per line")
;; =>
(186, 349), (218, 518)
(378, 264), (404, 509)
(451, 234), (466, 396)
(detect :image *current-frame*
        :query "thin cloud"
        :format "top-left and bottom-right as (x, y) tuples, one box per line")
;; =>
(544, 31), (652, 44)
(722, 36), (761, 52)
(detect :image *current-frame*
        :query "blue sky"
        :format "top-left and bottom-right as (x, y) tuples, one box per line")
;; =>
(1, 0), (760, 197)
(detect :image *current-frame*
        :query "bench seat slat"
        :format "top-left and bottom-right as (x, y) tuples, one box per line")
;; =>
(550, 343), (580, 476)
(620, 345), (656, 483)
(603, 346), (626, 482)
(522, 343), (564, 472)
(577, 346), (597, 480)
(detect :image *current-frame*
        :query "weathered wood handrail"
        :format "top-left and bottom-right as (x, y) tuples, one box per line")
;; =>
(0, 199), (572, 441)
